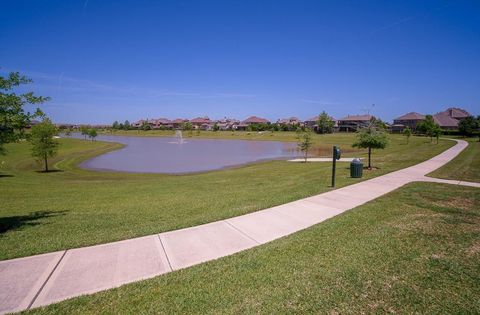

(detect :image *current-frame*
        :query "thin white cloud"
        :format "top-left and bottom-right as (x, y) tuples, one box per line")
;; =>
(4, 69), (255, 102)
(367, 16), (415, 37)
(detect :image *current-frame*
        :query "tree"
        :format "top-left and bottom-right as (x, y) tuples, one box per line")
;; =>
(372, 117), (388, 130)
(1, 71), (49, 155)
(416, 115), (438, 142)
(29, 118), (59, 172)
(403, 126), (412, 144)
(296, 128), (313, 162)
(80, 126), (89, 140)
(141, 121), (151, 131)
(352, 123), (389, 169)
(432, 125), (442, 144)
(213, 122), (220, 131)
(112, 121), (119, 129)
(459, 116), (477, 137)
(181, 121), (193, 131)
(124, 120), (131, 130)
(316, 111), (334, 134)
(88, 128), (97, 141)
(477, 116), (480, 142)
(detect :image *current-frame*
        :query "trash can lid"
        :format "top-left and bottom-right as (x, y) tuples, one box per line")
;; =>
(352, 158), (361, 163)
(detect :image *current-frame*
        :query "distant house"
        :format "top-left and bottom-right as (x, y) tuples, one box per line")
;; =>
(155, 118), (173, 129)
(441, 107), (470, 121)
(433, 107), (471, 130)
(237, 116), (270, 131)
(147, 119), (158, 129)
(337, 115), (373, 132)
(304, 115), (337, 131)
(433, 112), (462, 130)
(132, 119), (146, 128)
(190, 117), (212, 130)
(171, 118), (189, 129)
(392, 112), (426, 132)
(392, 107), (471, 131)
(217, 117), (240, 130)
(277, 117), (301, 125)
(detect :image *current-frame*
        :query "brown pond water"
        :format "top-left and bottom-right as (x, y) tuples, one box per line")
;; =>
(69, 134), (300, 174)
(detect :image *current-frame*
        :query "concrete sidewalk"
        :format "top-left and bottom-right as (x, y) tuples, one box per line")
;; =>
(0, 139), (476, 314)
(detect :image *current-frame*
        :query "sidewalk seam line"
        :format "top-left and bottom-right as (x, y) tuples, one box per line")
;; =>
(27, 249), (68, 309)
(223, 220), (261, 245)
(157, 235), (173, 272)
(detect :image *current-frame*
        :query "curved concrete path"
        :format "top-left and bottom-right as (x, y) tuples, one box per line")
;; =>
(1, 139), (477, 314)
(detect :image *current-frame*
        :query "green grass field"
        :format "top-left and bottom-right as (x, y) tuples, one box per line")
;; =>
(429, 138), (480, 182)
(0, 133), (453, 260)
(25, 182), (480, 314)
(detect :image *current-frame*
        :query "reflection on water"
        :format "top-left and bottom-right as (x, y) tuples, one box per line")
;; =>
(68, 134), (299, 173)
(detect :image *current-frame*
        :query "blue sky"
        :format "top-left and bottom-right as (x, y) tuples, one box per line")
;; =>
(1, 0), (479, 124)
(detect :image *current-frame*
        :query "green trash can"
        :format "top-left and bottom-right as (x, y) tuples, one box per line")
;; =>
(350, 158), (363, 178)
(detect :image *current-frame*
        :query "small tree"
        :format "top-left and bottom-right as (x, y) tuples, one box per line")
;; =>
(316, 111), (334, 134)
(112, 121), (120, 129)
(458, 116), (477, 137)
(29, 118), (59, 172)
(141, 121), (151, 131)
(352, 123), (389, 169)
(181, 121), (193, 131)
(416, 115), (437, 142)
(432, 125), (442, 144)
(80, 126), (89, 140)
(403, 126), (412, 144)
(296, 129), (313, 162)
(213, 122), (220, 131)
(88, 128), (97, 141)
(0, 71), (49, 155)
(124, 120), (131, 130)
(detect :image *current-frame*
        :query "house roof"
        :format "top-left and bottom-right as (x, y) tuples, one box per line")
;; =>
(242, 116), (270, 124)
(433, 112), (459, 128)
(156, 118), (171, 124)
(442, 107), (470, 119)
(394, 112), (425, 121)
(338, 114), (373, 122)
(278, 117), (301, 124)
(190, 117), (211, 124)
(171, 118), (188, 124)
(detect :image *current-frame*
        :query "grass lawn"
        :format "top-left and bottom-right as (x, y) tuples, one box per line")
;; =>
(429, 137), (480, 183)
(0, 133), (453, 260)
(25, 183), (480, 314)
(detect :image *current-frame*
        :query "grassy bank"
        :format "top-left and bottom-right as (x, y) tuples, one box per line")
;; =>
(429, 138), (480, 182)
(26, 183), (480, 314)
(0, 134), (452, 260)
(100, 129), (303, 141)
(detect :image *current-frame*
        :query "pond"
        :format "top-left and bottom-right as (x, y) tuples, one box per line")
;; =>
(68, 133), (299, 174)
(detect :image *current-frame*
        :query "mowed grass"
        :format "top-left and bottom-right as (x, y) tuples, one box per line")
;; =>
(25, 183), (480, 314)
(429, 138), (480, 182)
(0, 133), (453, 260)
